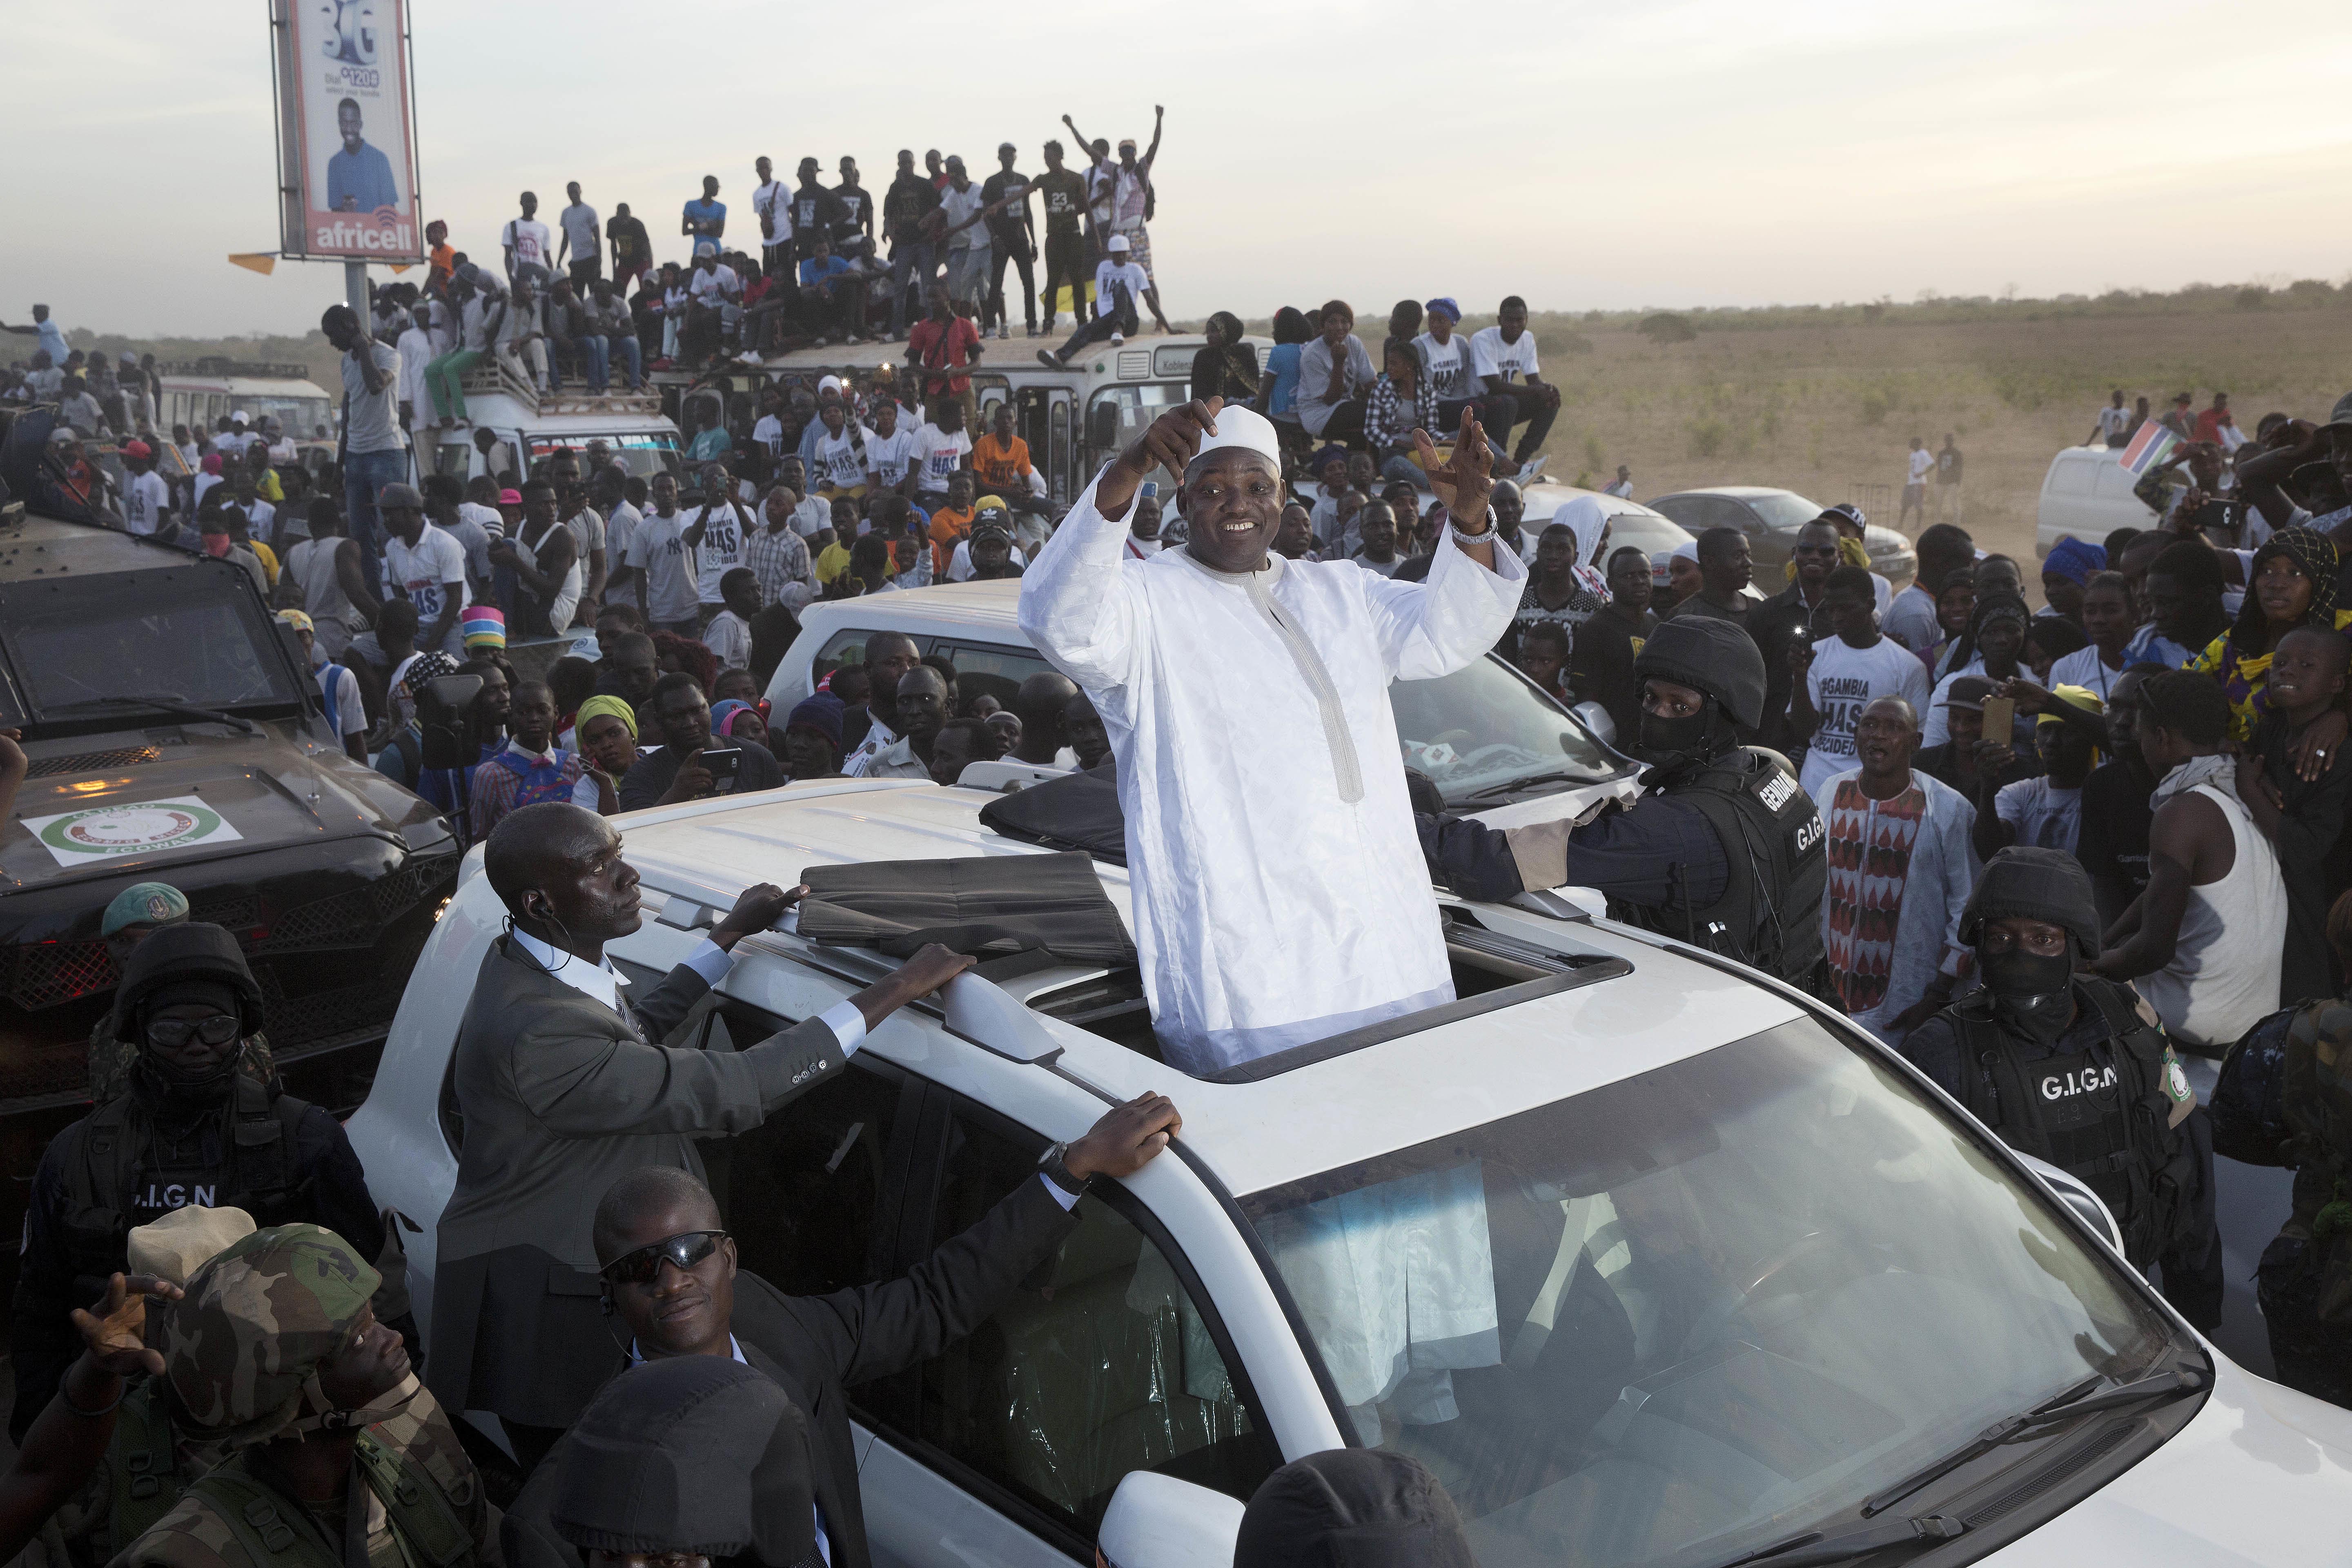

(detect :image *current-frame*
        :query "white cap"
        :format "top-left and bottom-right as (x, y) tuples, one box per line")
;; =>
(232, 410), (249, 424)
(1186, 403), (1281, 472)
(1671, 540), (1698, 562)
(1107, 234), (1131, 254)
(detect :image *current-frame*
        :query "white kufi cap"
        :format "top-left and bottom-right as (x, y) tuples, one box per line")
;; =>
(1187, 404), (1282, 472)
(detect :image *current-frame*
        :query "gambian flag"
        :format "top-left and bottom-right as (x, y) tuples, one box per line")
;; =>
(2117, 420), (2180, 478)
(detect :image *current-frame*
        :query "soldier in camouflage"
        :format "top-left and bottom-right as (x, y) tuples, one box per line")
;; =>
(112, 1224), (492, 1568)
(11, 926), (403, 1444)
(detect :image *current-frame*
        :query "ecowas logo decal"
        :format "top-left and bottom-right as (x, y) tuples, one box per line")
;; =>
(26, 796), (244, 866)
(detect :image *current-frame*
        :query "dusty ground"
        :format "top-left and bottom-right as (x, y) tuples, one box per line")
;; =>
(1482, 298), (2352, 572)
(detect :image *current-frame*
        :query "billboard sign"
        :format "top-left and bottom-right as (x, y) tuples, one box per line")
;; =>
(271, 0), (424, 261)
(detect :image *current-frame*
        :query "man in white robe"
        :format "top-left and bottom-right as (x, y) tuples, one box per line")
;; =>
(1020, 399), (1524, 1074)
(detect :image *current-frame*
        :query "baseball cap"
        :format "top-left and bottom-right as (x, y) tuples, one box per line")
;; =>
(1107, 234), (1131, 254)
(121, 439), (151, 459)
(498, 488), (523, 507)
(1940, 675), (1995, 711)
(377, 482), (424, 511)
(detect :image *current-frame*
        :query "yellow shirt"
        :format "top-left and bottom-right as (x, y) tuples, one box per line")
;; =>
(248, 539), (280, 588)
(815, 541), (853, 584)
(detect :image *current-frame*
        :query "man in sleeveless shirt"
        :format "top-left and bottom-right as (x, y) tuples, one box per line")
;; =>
(2093, 670), (2285, 1051)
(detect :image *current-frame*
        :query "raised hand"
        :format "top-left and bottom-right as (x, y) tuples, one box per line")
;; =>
(1414, 406), (1494, 527)
(1099, 397), (1222, 517)
(72, 1273), (182, 1379)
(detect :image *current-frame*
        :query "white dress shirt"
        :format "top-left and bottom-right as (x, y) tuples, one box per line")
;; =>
(508, 926), (867, 1051)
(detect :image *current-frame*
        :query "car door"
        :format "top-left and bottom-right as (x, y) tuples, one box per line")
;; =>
(859, 1091), (1284, 1567)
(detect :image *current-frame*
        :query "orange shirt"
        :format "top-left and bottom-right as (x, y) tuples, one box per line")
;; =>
(973, 432), (1032, 493)
(928, 505), (975, 576)
(429, 242), (455, 287)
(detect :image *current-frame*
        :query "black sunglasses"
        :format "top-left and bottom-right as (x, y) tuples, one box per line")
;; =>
(147, 1014), (241, 1048)
(600, 1230), (728, 1286)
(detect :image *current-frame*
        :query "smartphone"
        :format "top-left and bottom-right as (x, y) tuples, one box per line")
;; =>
(699, 747), (743, 788)
(2191, 497), (2246, 537)
(1139, 480), (1159, 501)
(1980, 695), (2017, 743)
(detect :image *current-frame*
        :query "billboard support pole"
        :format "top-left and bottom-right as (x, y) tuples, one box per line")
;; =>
(345, 261), (368, 318)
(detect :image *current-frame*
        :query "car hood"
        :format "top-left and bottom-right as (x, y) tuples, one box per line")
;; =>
(0, 723), (448, 897)
(1983, 1358), (2352, 1566)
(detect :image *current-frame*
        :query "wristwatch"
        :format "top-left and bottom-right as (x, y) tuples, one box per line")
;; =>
(1038, 1141), (1093, 1199)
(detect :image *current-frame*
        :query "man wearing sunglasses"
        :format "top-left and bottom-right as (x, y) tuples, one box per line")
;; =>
(501, 1091), (1180, 1568)
(10, 924), (405, 1443)
(430, 802), (978, 1474)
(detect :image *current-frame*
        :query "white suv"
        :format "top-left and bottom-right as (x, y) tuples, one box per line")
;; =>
(760, 581), (1644, 829)
(348, 779), (2352, 1568)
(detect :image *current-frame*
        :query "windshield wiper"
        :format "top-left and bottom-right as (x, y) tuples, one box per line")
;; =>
(1462, 768), (1592, 801)
(1720, 1512), (1965, 1568)
(46, 695), (259, 735)
(1861, 1366), (2205, 1519)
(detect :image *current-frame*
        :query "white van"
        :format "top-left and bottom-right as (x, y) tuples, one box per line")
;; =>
(348, 779), (2352, 1568)
(2036, 445), (2154, 559)
(419, 361), (682, 488)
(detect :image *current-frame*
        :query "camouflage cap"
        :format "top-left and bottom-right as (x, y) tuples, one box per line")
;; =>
(165, 1224), (380, 1446)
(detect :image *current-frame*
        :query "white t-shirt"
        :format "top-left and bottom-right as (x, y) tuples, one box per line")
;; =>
(939, 183), (987, 248)
(382, 526), (470, 632)
(503, 217), (552, 274)
(625, 508), (699, 624)
(2047, 644), (2126, 704)
(2095, 405), (2132, 441)
(237, 498), (276, 546)
(319, 661), (367, 739)
(816, 427), (871, 491)
(559, 202), (600, 261)
(1093, 261), (1151, 315)
(1470, 326), (1540, 385)
(753, 180), (791, 245)
(688, 264), (741, 306)
(688, 501), (749, 604)
(864, 427), (919, 488)
(1996, 777), (2085, 856)
(752, 414), (787, 457)
(602, 500), (642, 607)
(1413, 331), (1476, 401)
(1799, 635), (1933, 797)
(909, 424), (971, 494)
(122, 471), (169, 536)
(1907, 449), (1934, 486)
(704, 608), (753, 670)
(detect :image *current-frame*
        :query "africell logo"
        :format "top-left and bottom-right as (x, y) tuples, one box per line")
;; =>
(313, 216), (416, 252)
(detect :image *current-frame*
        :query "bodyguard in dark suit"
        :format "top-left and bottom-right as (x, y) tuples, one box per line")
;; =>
(429, 802), (975, 1471)
(503, 1094), (1183, 1568)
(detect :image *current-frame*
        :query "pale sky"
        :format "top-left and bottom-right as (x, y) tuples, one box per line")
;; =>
(10, 0), (2352, 340)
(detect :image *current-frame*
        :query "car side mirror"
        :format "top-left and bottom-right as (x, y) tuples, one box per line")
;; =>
(1571, 700), (1616, 749)
(1098, 1473), (1244, 1568)
(2018, 1153), (2125, 1255)
(1088, 403), (1120, 451)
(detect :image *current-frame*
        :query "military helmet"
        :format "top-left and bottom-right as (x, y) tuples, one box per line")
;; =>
(164, 1224), (380, 1447)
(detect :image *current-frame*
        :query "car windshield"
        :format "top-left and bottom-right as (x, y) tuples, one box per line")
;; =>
(531, 434), (680, 478)
(1744, 491), (1827, 532)
(0, 572), (298, 720)
(1240, 1017), (2176, 1568)
(1391, 654), (1625, 803)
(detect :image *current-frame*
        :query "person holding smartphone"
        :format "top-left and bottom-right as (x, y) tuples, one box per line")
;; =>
(617, 672), (786, 810)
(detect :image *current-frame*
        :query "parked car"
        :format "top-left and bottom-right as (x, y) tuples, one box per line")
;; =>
(2036, 444), (2158, 559)
(1647, 486), (1916, 588)
(759, 581), (1642, 826)
(348, 777), (2352, 1568)
(0, 492), (459, 1298)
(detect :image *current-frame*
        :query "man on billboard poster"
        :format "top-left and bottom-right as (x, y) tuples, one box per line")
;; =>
(325, 96), (398, 214)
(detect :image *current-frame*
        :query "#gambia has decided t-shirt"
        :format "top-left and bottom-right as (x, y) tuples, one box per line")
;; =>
(689, 501), (748, 604)
(909, 425), (971, 494)
(382, 526), (469, 628)
(816, 427), (871, 491)
(1800, 635), (1932, 796)
(1470, 326), (1540, 385)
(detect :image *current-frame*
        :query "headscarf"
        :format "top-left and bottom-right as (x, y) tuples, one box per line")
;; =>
(396, 650), (459, 702)
(274, 608), (315, 636)
(1550, 494), (1614, 601)
(2198, 524), (2348, 739)
(1196, 311), (1260, 400)
(2044, 536), (2107, 587)
(574, 693), (637, 740)
(1943, 590), (2029, 680)
(1423, 297), (1461, 325)
(710, 698), (751, 734)
(2229, 525), (2340, 644)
